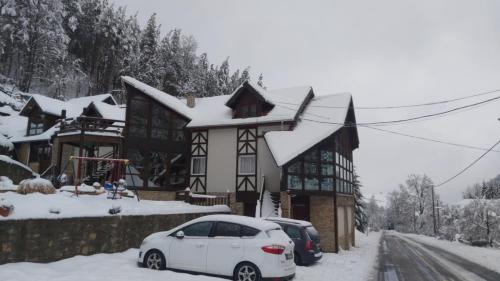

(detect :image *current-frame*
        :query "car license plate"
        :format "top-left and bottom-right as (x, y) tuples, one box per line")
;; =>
(285, 252), (293, 260)
(314, 252), (322, 258)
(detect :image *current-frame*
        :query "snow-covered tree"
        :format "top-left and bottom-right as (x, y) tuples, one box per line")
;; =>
(353, 168), (367, 233)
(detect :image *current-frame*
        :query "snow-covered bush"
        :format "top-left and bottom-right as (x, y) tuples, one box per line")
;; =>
(17, 177), (56, 194)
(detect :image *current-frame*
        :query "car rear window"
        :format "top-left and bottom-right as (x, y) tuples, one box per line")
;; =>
(285, 226), (302, 239)
(241, 226), (260, 237)
(306, 226), (320, 242)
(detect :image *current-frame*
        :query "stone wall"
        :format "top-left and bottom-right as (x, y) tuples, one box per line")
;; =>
(0, 212), (226, 264)
(309, 195), (336, 253)
(0, 156), (34, 184)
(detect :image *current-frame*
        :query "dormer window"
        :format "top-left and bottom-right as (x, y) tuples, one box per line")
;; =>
(237, 103), (258, 118)
(28, 119), (44, 135)
(225, 81), (274, 119)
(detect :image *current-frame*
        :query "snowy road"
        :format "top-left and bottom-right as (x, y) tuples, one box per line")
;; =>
(376, 232), (500, 281)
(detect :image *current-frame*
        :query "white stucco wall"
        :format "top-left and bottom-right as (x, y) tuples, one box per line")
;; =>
(206, 128), (238, 193)
(257, 125), (283, 193)
(205, 124), (286, 194)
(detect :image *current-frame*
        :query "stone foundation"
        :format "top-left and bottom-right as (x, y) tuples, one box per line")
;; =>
(137, 190), (177, 201)
(0, 212), (228, 264)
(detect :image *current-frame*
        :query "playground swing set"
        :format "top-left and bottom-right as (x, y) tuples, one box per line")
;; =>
(57, 155), (140, 201)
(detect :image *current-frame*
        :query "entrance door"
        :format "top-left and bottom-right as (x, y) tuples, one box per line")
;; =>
(291, 195), (310, 221)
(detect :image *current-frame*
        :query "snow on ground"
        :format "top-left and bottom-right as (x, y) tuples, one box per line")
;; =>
(0, 192), (230, 220)
(399, 232), (500, 274)
(0, 231), (382, 281)
(295, 230), (381, 281)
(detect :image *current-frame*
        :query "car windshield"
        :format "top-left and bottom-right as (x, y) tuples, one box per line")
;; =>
(306, 226), (320, 243)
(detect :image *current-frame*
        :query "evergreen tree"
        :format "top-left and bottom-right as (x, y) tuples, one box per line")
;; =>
(353, 168), (368, 233)
(138, 13), (160, 86)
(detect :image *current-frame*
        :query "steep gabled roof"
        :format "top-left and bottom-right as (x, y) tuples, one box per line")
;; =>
(225, 81), (275, 109)
(83, 101), (126, 121)
(121, 76), (193, 120)
(265, 93), (357, 166)
(68, 93), (117, 107)
(20, 94), (69, 117)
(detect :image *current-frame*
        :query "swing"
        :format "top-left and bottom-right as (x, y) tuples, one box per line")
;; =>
(57, 155), (140, 201)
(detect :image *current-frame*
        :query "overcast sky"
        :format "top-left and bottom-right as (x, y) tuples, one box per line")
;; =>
(113, 0), (500, 204)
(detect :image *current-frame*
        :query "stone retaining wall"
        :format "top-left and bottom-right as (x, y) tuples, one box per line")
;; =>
(0, 212), (226, 264)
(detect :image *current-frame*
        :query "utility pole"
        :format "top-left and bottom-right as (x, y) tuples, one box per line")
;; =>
(431, 185), (437, 236)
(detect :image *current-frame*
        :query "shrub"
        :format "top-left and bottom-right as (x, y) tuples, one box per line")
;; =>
(18, 177), (55, 194)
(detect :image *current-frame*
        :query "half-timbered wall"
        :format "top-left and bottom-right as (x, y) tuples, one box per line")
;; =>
(236, 127), (257, 193)
(189, 130), (208, 192)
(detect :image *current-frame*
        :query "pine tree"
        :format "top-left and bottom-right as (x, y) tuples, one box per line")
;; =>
(353, 168), (368, 233)
(138, 13), (160, 86)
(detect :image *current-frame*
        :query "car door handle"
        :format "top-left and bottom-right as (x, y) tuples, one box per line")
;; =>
(230, 243), (241, 248)
(196, 243), (205, 248)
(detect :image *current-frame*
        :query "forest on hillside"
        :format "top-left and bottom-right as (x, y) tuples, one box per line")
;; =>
(0, 0), (262, 100)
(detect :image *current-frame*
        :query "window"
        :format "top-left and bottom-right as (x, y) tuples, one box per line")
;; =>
(182, 222), (213, 237)
(214, 222), (241, 237)
(241, 226), (260, 237)
(285, 226), (302, 239)
(28, 121), (44, 135)
(191, 156), (206, 175)
(151, 103), (170, 140)
(128, 95), (148, 137)
(238, 155), (255, 175)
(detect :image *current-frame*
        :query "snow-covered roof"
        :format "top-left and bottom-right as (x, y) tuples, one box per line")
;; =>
(225, 81), (276, 108)
(121, 76), (312, 128)
(21, 94), (70, 117)
(68, 93), (117, 107)
(265, 93), (353, 166)
(20, 93), (118, 118)
(87, 101), (126, 121)
(186, 85), (312, 128)
(121, 76), (193, 119)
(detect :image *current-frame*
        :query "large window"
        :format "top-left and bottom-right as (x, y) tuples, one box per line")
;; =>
(284, 133), (353, 194)
(238, 155), (256, 175)
(125, 90), (190, 189)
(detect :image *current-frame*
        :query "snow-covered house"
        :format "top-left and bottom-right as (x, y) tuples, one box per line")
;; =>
(121, 76), (359, 252)
(9, 93), (124, 176)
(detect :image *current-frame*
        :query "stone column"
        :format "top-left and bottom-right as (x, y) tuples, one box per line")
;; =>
(309, 195), (336, 252)
(279, 191), (292, 218)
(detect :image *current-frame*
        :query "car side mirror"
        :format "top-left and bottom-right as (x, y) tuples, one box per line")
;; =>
(175, 231), (185, 239)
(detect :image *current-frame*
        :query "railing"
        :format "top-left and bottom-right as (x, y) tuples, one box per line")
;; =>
(58, 116), (125, 136)
(176, 188), (231, 207)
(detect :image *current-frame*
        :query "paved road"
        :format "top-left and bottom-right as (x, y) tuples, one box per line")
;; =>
(376, 232), (500, 281)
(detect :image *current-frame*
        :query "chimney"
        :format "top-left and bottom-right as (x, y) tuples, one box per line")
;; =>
(187, 94), (195, 108)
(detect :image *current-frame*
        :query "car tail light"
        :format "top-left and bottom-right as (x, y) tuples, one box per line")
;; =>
(261, 245), (286, 255)
(305, 240), (313, 251)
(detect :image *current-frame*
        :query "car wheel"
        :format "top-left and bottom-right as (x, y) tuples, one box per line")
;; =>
(294, 252), (302, 266)
(234, 262), (261, 281)
(144, 250), (166, 270)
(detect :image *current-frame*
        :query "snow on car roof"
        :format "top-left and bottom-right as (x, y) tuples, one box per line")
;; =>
(193, 214), (281, 230)
(265, 217), (313, 227)
(265, 92), (353, 166)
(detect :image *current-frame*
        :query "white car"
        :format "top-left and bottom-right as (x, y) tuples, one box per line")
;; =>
(138, 214), (296, 281)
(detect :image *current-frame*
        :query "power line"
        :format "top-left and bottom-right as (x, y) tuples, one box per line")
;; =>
(435, 138), (500, 188)
(272, 88), (500, 110)
(362, 126), (500, 153)
(301, 117), (500, 153)
(292, 94), (500, 127)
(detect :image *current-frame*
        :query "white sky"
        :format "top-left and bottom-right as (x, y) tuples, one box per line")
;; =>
(113, 0), (500, 204)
